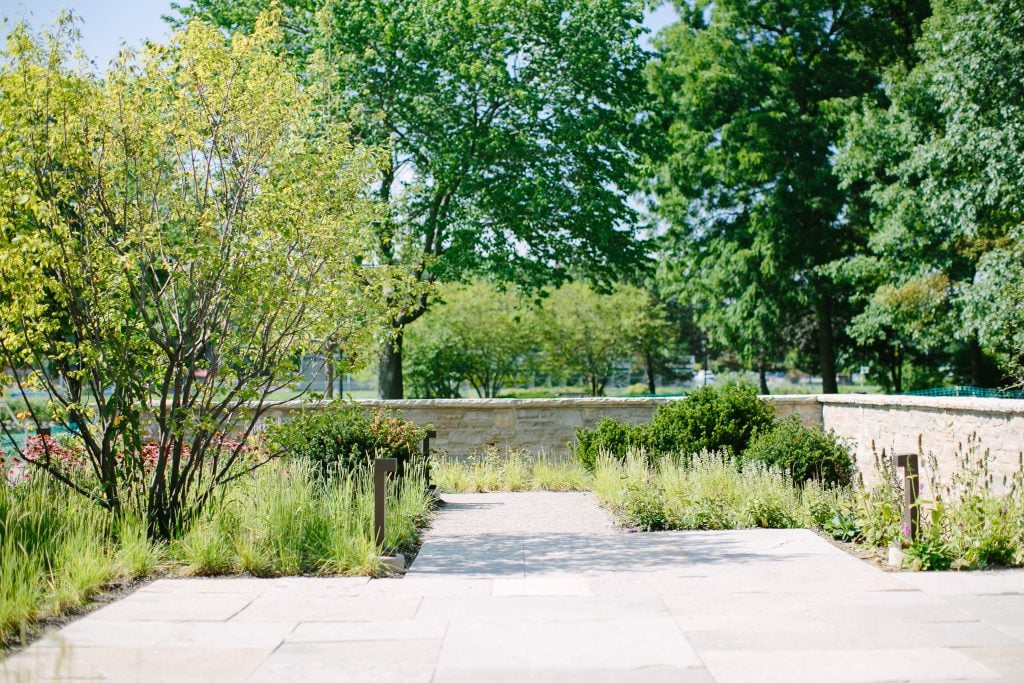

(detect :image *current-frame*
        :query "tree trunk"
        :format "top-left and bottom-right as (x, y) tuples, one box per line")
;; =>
(325, 353), (335, 400)
(815, 293), (838, 394)
(378, 330), (404, 399)
(758, 357), (769, 395)
(968, 335), (992, 387)
(645, 351), (657, 395)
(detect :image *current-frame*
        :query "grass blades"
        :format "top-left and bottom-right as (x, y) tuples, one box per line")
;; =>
(1, 460), (434, 645)
(431, 449), (591, 492)
(173, 460), (432, 577)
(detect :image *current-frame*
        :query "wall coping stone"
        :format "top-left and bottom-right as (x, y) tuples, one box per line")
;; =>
(258, 393), (1024, 415)
(815, 393), (1024, 414)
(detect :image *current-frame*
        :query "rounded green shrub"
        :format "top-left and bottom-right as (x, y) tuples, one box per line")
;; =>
(742, 416), (854, 486)
(644, 385), (775, 458)
(573, 417), (642, 469)
(265, 402), (427, 478)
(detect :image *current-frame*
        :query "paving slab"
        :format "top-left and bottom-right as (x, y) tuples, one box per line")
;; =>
(3, 491), (1023, 682)
(438, 617), (702, 669)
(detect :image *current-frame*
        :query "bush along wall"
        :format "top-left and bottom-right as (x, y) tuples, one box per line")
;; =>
(573, 386), (852, 487)
(265, 402), (429, 479)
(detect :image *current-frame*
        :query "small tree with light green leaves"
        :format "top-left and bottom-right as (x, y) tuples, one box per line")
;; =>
(0, 11), (408, 538)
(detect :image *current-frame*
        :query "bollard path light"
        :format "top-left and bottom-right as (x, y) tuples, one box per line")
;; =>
(374, 457), (398, 549)
(893, 452), (920, 542)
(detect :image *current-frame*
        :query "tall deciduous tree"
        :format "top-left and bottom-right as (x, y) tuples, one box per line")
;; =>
(177, 0), (652, 398)
(0, 13), (396, 537)
(649, 0), (928, 393)
(837, 0), (1024, 388)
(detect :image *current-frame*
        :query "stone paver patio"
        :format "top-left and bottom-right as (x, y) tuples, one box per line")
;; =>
(3, 491), (1024, 682)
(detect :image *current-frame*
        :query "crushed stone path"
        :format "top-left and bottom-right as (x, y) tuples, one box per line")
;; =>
(3, 492), (1024, 682)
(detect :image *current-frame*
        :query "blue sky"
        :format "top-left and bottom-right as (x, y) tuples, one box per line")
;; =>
(1, 1), (678, 68)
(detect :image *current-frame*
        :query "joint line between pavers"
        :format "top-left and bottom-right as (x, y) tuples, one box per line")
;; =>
(224, 596), (259, 622)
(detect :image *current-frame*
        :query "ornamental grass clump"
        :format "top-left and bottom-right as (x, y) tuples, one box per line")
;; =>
(431, 449), (591, 493)
(1, 455), (434, 645)
(594, 451), (806, 531)
(0, 476), (123, 644)
(174, 460), (431, 576)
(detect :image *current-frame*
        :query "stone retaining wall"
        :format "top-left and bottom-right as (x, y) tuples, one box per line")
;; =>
(816, 394), (1024, 493)
(261, 394), (1023, 492)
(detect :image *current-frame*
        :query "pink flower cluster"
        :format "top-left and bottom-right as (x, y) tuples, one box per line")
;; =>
(3, 434), (266, 485)
(4, 435), (88, 484)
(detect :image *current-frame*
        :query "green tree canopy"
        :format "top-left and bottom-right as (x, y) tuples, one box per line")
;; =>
(837, 0), (1024, 388)
(537, 282), (651, 396)
(405, 281), (537, 398)
(177, 0), (653, 398)
(649, 0), (928, 393)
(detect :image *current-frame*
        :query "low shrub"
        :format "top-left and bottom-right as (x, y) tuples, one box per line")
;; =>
(645, 386), (775, 458)
(573, 418), (642, 469)
(573, 386), (775, 466)
(742, 416), (855, 486)
(265, 402), (428, 478)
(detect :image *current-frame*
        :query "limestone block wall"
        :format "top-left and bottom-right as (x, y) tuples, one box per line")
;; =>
(260, 395), (821, 459)
(261, 398), (675, 458)
(817, 395), (1024, 494)
(259, 394), (1023, 491)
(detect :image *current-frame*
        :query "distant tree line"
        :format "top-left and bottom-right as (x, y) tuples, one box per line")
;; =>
(172, 0), (1024, 395)
(404, 281), (695, 397)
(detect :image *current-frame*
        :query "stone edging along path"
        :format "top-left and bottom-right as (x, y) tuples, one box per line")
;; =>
(4, 491), (1024, 682)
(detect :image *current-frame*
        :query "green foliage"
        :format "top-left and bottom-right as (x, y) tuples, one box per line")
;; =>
(0, 459), (434, 644)
(856, 472), (904, 548)
(537, 282), (656, 396)
(903, 537), (954, 571)
(574, 386), (774, 466)
(648, 0), (927, 394)
(647, 385), (774, 458)
(594, 452), (806, 531)
(573, 418), (643, 470)
(0, 476), (119, 643)
(265, 403), (427, 479)
(824, 511), (863, 543)
(406, 281), (537, 398)
(743, 416), (855, 486)
(178, 0), (653, 397)
(431, 450), (591, 493)
(172, 460), (429, 575)
(0, 12), (396, 537)
(837, 0), (1024, 388)
(646, 386), (775, 458)
(744, 496), (798, 530)
(623, 484), (669, 531)
(803, 481), (861, 541)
